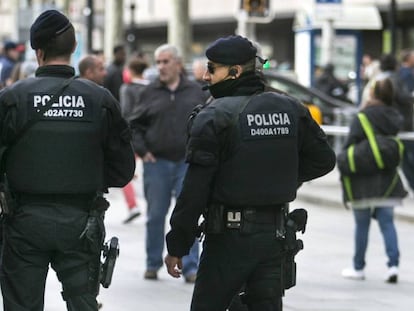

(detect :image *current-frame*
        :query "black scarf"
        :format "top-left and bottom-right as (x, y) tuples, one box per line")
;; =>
(208, 71), (265, 98)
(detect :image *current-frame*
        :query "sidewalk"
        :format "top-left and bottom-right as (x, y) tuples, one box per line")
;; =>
(297, 167), (414, 223)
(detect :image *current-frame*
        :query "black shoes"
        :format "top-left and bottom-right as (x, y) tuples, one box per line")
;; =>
(123, 208), (141, 224)
(184, 274), (197, 284)
(144, 270), (158, 280)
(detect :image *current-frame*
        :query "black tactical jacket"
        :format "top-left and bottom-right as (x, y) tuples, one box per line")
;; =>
(166, 72), (336, 257)
(130, 75), (206, 161)
(0, 65), (135, 193)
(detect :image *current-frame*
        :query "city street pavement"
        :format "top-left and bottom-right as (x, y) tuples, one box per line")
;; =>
(3, 163), (413, 310)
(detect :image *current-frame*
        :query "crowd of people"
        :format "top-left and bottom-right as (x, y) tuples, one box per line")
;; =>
(0, 8), (413, 311)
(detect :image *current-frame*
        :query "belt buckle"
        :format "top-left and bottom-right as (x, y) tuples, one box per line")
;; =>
(226, 210), (241, 229)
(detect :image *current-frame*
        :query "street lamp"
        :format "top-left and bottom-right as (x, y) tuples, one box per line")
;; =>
(84, 0), (94, 53)
(126, 1), (137, 53)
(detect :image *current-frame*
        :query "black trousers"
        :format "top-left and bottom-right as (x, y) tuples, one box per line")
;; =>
(0, 200), (100, 311)
(191, 229), (285, 311)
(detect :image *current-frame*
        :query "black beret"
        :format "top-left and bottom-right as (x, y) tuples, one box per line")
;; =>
(30, 10), (72, 49)
(205, 35), (257, 65)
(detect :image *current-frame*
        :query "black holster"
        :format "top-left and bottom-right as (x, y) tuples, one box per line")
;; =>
(283, 224), (304, 290)
(79, 193), (110, 293)
(0, 173), (16, 217)
(101, 237), (120, 288)
(205, 204), (225, 234)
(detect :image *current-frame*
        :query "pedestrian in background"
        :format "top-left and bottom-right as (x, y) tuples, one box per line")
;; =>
(78, 54), (107, 86)
(130, 43), (205, 282)
(361, 53), (380, 87)
(119, 56), (150, 224)
(0, 10), (135, 310)
(103, 44), (126, 101)
(8, 58), (38, 84)
(314, 63), (350, 102)
(191, 57), (211, 101)
(120, 56), (150, 120)
(340, 77), (407, 283)
(397, 50), (414, 193)
(0, 41), (20, 89)
(164, 35), (336, 310)
(398, 49), (414, 96)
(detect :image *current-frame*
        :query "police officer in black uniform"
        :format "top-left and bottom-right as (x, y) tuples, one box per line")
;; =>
(0, 10), (135, 311)
(164, 35), (336, 311)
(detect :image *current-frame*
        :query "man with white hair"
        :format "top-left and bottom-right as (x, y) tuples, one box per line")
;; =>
(130, 44), (206, 282)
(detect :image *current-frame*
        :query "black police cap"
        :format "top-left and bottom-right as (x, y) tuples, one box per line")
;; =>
(205, 35), (257, 65)
(30, 10), (72, 49)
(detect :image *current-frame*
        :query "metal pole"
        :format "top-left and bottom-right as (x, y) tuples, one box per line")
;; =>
(127, 2), (137, 54)
(168, 0), (191, 63)
(87, 0), (94, 53)
(388, 0), (397, 56)
(321, 19), (334, 65)
(237, 10), (256, 41)
(104, 0), (124, 63)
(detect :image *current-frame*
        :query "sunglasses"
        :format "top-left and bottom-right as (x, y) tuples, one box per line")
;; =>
(207, 63), (227, 74)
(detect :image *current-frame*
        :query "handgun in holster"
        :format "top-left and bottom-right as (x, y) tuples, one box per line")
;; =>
(283, 224), (303, 290)
(100, 236), (120, 288)
(283, 209), (307, 290)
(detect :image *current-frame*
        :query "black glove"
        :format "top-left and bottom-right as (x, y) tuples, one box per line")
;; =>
(287, 209), (308, 234)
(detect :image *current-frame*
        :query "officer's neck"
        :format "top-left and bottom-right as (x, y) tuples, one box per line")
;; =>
(38, 57), (71, 67)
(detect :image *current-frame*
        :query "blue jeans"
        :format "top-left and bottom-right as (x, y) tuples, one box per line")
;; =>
(352, 207), (399, 270)
(143, 158), (199, 276)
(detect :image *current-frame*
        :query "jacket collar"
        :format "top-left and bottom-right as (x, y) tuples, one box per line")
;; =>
(35, 65), (75, 78)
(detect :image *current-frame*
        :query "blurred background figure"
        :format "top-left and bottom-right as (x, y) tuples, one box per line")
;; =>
(103, 45), (126, 101)
(0, 41), (20, 88)
(361, 54), (413, 127)
(396, 49), (414, 193)
(361, 53), (380, 87)
(314, 63), (350, 102)
(78, 54), (107, 85)
(120, 56), (149, 120)
(8, 50), (38, 84)
(118, 56), (150, 224)
(191, 58), (206, 85)
(191, 57), (210, 101)
(91, 49), (105, 64)
(398, 49), (414, 96)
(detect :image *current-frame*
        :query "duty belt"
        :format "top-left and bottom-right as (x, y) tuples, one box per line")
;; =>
(214, 204), (288, 238)
(16, 192), (95, 206)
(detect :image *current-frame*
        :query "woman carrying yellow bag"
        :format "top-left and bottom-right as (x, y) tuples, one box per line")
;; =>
(337, 78), (407, 283)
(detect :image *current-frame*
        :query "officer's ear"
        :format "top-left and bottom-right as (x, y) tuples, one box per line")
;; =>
(229, 68), (237, 77)
(229, 65), (242, 78)
(71, 40), (78, 54)
(35, 49), (45, 66)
